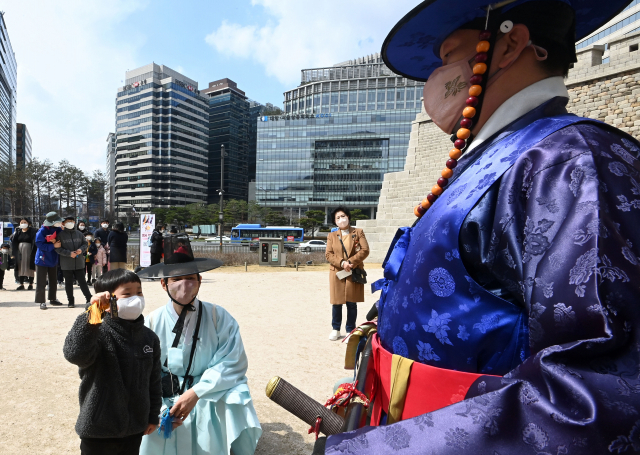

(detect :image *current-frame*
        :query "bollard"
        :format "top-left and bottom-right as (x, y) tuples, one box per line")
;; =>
(245, 261), (247, 272)
(296, 261), (299, 271)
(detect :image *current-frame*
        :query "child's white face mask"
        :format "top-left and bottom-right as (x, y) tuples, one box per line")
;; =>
(116, 296), (145, 320)
(1, 248), (8, 254)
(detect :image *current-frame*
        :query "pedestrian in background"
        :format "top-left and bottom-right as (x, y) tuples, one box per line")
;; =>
(0, 242), (14, 290)
(94, 219), (111, 274)
(149, 224), (165, 266)
(56, 216), (92, 308)
(12, 217), (36, 290)
(35, 212), (64, 310)
(92, 238), (106, 281)
(107, 222), (128, 270)
(77, 220), (89, 237)
(325, 207), (369, 341)
(85, 232), (95, 285)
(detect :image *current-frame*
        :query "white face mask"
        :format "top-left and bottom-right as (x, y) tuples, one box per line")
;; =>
(336, 215), (349, 229)
(20, 223), (28, 229)
(86, 236), (92, 241)
(1, 248), (8, 254)
(53, 222), (62, 228)
(79, 225), (85, 230)
(65, 222), (75, 229)
(116, 296), (145, 320)
(95, 242), (101, 247)
(101, 224), (109, 229)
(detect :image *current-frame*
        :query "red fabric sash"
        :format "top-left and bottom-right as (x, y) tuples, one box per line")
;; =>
(367, 334), (497, 425)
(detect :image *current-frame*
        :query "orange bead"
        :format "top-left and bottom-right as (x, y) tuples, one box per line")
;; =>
(431, 185), (443, 196)
(457, 128), (471, 139)
(476, 41), (490, 53)
(414, 205), (423, 217)
(421, 198), (431, 209)
(449, 148), (463, 160)
(463, 106), (476, 118)
(468, 85), (482, 97)
(473, 63), (487, 75)
(442, 168), (454, 179)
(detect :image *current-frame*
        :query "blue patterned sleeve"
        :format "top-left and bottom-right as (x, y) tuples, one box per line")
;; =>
(325, 124), (640, 454)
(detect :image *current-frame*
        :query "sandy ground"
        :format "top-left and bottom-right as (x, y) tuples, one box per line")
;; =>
(0, 264), (383, 454)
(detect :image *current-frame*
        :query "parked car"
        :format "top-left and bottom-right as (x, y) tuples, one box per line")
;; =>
(296, 239), (327, 252)
(204, 235), (231, 243)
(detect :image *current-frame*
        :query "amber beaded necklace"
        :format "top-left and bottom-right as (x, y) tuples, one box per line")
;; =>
(414, 28), (496, 219)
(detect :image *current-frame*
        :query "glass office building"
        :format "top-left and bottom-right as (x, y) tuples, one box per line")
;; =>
(16, 123), (31, 170)
(0, 12), (17, 168)
(256, 54), (423, 217)
(201, 79), (250, 203)
(576, 0), (640, 63)
(114, 63), (208, 217)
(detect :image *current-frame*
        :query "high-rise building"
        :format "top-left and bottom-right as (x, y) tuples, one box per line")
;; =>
(256, 54), (424, 219)
(114, 63), (209, 219)
(576, 0), (640, 63)
(0, 12), (17, 167)
(16, 123), (31, 170)
(201, 78), (250, 203)
(106, 132), (116, 216)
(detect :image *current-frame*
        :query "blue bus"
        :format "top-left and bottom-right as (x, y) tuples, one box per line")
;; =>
(230, 224), (304, 244)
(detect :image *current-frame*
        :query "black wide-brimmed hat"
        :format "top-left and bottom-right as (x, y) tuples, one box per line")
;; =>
(382, 0), (632, 81)
(136, 234), (223, 279)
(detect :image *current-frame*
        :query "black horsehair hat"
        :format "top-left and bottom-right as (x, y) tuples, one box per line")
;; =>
(136, 234), (223, 280)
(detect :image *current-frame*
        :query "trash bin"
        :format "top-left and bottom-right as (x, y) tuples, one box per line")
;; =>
(258, 238), (287, 267)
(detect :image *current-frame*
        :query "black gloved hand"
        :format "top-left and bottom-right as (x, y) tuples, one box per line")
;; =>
(312, 436), (327, 455)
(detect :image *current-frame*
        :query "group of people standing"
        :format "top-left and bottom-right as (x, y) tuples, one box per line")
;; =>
(0, 212), (130, 310)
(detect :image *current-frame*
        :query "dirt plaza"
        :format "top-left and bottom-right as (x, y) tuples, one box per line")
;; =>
(0, 265), (383, 455)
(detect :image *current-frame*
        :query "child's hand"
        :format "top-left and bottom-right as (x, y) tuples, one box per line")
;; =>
(143, 423), (157, 436)
(89, 291), (111, 311)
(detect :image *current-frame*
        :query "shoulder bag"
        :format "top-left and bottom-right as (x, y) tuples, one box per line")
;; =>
(339, 235), (367, 284)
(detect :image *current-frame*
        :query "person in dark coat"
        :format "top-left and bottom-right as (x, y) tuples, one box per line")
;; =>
(94, 219), (111, 274)
(35, 212), (64, 310)
(108, 222), (129, 270)
(11, 217), (37, 290)
(55, 216), (92, 308)
(149, 224), (165, 266)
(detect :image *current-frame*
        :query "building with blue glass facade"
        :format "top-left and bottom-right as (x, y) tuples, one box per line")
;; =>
(0, 12), (17, 168)
(114, 63), (208, 218)
(256, 54), (423, 219)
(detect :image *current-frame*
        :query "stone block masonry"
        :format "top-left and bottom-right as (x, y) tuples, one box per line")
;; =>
(359, 32), (640, 263)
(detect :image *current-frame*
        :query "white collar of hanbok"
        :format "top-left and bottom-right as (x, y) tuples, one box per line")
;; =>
(167, 298), (200, 346)
(466, 76), (569, 154)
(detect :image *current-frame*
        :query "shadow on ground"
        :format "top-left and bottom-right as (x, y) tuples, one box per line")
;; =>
(255, 422), (314, 455)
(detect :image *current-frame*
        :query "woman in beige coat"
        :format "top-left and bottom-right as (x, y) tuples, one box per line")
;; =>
(325, 207), (369, 341)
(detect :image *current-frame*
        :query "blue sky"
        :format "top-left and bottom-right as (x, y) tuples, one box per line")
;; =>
(3, 0), (419, 173)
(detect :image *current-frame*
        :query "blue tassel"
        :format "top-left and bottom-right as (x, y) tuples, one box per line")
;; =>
(158, 408), (174, 439)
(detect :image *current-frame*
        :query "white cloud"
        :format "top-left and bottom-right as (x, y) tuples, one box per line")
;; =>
(205, 0), (420, 87)
(4, 0), (149, 173)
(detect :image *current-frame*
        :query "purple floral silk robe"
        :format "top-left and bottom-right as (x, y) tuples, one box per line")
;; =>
(325, 99), (640, 454)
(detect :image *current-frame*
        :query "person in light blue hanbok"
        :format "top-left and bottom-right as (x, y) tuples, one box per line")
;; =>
(137, 234), (261, 455)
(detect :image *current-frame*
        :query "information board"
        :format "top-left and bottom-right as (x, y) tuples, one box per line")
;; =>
(139, 214), (155, 267)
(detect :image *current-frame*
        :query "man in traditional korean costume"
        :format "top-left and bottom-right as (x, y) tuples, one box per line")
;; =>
(313, 0), (640, 453)
(138, 235), (261, 455)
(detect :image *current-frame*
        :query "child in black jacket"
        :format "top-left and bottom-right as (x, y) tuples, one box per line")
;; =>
(63, 269), (162, 455)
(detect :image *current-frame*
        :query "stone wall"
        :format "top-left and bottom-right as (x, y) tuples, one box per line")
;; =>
(359, 31), (640, 263)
